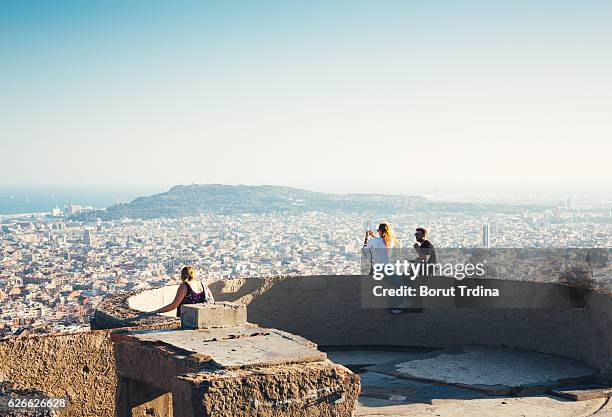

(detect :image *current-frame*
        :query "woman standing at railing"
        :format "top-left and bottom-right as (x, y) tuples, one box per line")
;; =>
(362, 222), (399, 273)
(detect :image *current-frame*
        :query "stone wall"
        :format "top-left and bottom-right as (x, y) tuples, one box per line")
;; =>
(93, 274), (612, 383)
(4, 274), (610, 417)
(0, 330), (117, 417)
(209, 276), (612, 374)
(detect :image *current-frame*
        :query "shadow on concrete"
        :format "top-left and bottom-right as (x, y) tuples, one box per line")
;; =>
(322, 345), (603, 408)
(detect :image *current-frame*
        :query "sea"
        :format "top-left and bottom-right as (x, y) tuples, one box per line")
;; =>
(0, 184), (165, 216)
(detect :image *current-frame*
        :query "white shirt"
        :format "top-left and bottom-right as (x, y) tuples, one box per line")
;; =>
(363, 236), (395, 267)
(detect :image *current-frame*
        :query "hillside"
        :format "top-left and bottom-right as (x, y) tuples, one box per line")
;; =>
(77, 184), (543, 220)
(81, 184), (428, 219)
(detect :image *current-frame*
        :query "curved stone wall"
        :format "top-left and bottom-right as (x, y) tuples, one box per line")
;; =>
(127, 284), (179, 316)
(94, 275), (612, 376)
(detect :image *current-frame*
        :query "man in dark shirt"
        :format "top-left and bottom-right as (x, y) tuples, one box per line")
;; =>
(414, 227), (436, 272)
(389, 227), (435, 314)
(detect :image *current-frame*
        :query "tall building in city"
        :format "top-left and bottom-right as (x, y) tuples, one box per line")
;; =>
(51, 206), (62, 217)
(483, 223), (490, 248)
(83, 229), (94, 247)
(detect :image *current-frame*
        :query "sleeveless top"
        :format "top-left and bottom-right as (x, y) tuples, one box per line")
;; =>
(177, 282), (213, 317)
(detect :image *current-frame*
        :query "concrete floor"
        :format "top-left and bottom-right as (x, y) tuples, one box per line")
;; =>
(324, 347), (612, 417)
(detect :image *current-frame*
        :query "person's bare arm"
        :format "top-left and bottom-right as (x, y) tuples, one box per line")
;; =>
(205, 286), (215, 303)
(150, 284), (187, 314)
(364, 230), (375, 245)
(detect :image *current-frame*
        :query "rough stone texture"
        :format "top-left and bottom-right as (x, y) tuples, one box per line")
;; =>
(0, 331), (117, 417)
(184, 361), (360, 417)
(112, 326), (360, 417)
(0, 382), (55, 417)
(181, 302), (247, 329)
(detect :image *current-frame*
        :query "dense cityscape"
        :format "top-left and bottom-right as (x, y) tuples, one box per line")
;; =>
(0, 198), (610, 338)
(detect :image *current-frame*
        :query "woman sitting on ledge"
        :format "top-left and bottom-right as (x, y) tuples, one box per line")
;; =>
(148, 266), (214, 317)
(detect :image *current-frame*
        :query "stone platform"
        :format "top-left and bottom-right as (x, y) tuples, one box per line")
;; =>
(367, 345), (597, 396)
(114, 325), (325, 369)
(325, 348), (611, 417)
(111, 324), (359, 417)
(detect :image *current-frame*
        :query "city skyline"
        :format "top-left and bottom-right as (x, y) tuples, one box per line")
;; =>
(1, 1), (611, 194)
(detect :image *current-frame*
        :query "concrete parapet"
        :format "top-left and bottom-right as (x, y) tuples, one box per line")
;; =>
(180, 302), (247, 329)
(98, 275), (612, 377)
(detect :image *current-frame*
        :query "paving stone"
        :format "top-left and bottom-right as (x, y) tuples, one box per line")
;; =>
(551, 385), (612, 401)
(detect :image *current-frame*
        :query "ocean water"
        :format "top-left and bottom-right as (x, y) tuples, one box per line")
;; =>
(0, 185), (165, 215)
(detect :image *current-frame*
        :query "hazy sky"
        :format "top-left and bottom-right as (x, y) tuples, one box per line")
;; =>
(1, 1), (611, 194)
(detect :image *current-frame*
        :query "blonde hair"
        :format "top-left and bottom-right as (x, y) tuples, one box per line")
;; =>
(378, 223), (399, 248)
(180, 266), (197, 282)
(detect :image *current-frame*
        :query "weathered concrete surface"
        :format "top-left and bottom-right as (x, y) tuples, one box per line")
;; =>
(551, 385), (612, 401)
(113, 326), (360, 417)
(368, 345), (597, 395)
(355, 395), (611, 417)
(180, 361), (360, 417)
(0, 331), (117, 417)
(95, 276), (612, 379)
(326, 348), (612, 417)
(212, 276), (612, 376)
(0, 382), (55, 417)
(115, 325), (326, 369)
(128, 284), (180, 316)
(181, 302), (247, 329)
(358, 371), (484, 403)
(95, 276), (612, 376)
(93, 289), (180, 330)
(83, 274), (612, 415)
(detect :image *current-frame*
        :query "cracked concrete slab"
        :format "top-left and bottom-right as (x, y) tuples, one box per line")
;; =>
(116, 325), (327, 369)
(368, 345), (597, 395)
(323, 347), (612, 417)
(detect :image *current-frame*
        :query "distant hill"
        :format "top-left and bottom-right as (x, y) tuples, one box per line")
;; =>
(77, 184), (429, 219)
(77, 184), (543, 220)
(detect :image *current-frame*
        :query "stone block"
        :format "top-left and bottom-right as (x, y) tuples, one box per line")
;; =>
(181, 302), (246, 329)
(551, 385), (612, 401)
